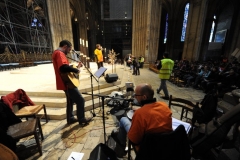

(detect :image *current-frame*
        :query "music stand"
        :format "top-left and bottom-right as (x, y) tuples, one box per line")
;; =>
(94, 67), (107, 78)
(94, 67), (107, 109)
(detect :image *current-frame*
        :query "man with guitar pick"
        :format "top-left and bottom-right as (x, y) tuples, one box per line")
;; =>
(52, 40), (92, 125)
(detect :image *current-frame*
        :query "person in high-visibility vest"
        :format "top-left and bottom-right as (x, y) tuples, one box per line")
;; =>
(139, 56), (144, 68)
(156, 52), (174, 100)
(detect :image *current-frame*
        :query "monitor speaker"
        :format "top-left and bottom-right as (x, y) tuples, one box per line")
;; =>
(105, 74), (118, 83)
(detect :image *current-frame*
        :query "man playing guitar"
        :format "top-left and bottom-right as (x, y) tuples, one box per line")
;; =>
(52, 40), (92, 125)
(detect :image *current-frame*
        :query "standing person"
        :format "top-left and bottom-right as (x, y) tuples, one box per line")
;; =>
(52, 40), (92, 125)
(127, 54), (133, 70)
(111, 83), (172, 158)
(156, 52), (174, 100)
(132, 56), (140, 75)
(132, 56), (137, 75)
(124, 54), (130, 71)
(94, 44), (104, 69)
(140, 55), (145, 68)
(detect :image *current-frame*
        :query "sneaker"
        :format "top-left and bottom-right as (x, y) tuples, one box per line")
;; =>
(156, 89), (160, 94)
(79, 117), (92, 124)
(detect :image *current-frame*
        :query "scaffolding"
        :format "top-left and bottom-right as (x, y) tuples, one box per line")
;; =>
(0, 0), (52, 54)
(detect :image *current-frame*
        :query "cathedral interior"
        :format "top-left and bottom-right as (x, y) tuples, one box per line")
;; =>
(0, 0), (240, 160)
(0, 0), (240, 63)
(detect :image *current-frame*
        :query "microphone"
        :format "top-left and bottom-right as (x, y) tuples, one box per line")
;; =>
(72, 49), (80, 58)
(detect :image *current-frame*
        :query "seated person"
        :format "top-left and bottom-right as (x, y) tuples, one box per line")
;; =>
(183, 64), (198, 87)
(193, 65), (211, 89)
(217, 67), (239, 97)
(111, 83), (172, 158)
(200, 66), (220, 93)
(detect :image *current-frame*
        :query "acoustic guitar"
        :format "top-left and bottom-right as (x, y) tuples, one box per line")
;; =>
(60, 64), (80, 89)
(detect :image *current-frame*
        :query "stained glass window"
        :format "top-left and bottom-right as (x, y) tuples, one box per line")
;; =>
(209, 15), (216, 42)
(164, 14), (168, 43)
(181, 3), (189, 41)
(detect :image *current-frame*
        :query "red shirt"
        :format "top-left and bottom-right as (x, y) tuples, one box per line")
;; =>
(52, 50), (69, 90)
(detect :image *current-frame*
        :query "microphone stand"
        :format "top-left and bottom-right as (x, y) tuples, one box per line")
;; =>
(82, 92), (110, 144)
(68, 50), (98, 117)
(82, 92), (134, 144)
(84, 67), (98, 117)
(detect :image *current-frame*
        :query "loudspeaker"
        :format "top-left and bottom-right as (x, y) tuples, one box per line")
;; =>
(105, 74), (118, 83)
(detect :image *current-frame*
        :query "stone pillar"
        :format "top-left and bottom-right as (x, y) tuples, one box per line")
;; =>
(132, 0), (161, 64)
(47, 0), (73, 50)
(182, 0), (208, 61)
(145, 0), (162, 64)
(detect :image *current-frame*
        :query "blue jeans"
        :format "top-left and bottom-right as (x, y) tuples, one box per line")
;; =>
(158, 79), (169, 97)
(64, 88), (85, 123)
(117, 117), (132, 146)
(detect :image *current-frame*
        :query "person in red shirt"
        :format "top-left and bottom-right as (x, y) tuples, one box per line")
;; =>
(111, 83), (172, 157)
(52, 40), (92, 125)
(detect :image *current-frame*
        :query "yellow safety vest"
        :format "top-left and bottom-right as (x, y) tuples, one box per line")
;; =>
(159, 58), (174, 79)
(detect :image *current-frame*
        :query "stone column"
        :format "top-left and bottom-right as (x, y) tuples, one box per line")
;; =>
(182, 0), (208, 61)
(47, 0), (73, 50)
(132, 0), (161, 64)
(145, 0), (162, 63)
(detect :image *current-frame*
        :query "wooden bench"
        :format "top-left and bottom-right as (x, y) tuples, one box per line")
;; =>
(149, 64), (159, 74)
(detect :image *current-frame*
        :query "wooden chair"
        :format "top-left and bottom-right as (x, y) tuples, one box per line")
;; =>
(168, 95), (199, 122)
(14, 104), (48, 123)
(1, 89), (48, 123)
(128, 125), (191, 160)
(7, 117), (44, 156)
(0, 143), (19, 160)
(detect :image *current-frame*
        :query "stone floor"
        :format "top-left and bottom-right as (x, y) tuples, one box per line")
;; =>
(1, 63), (206, 160)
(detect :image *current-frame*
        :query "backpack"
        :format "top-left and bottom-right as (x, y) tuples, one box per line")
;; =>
(137, 61), (140, 67)
(192, 91), (218, 125)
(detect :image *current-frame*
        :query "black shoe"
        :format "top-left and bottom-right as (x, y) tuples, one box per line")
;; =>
(161, 96), (169, 100)
(79, 117), (92, 124)
(114, 143), (127, 158)
(67, 118), (78, 124)
(156, 89), (160, 94)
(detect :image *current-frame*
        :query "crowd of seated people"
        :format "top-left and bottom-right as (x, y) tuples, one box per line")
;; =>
(171, 58), (240, 97)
